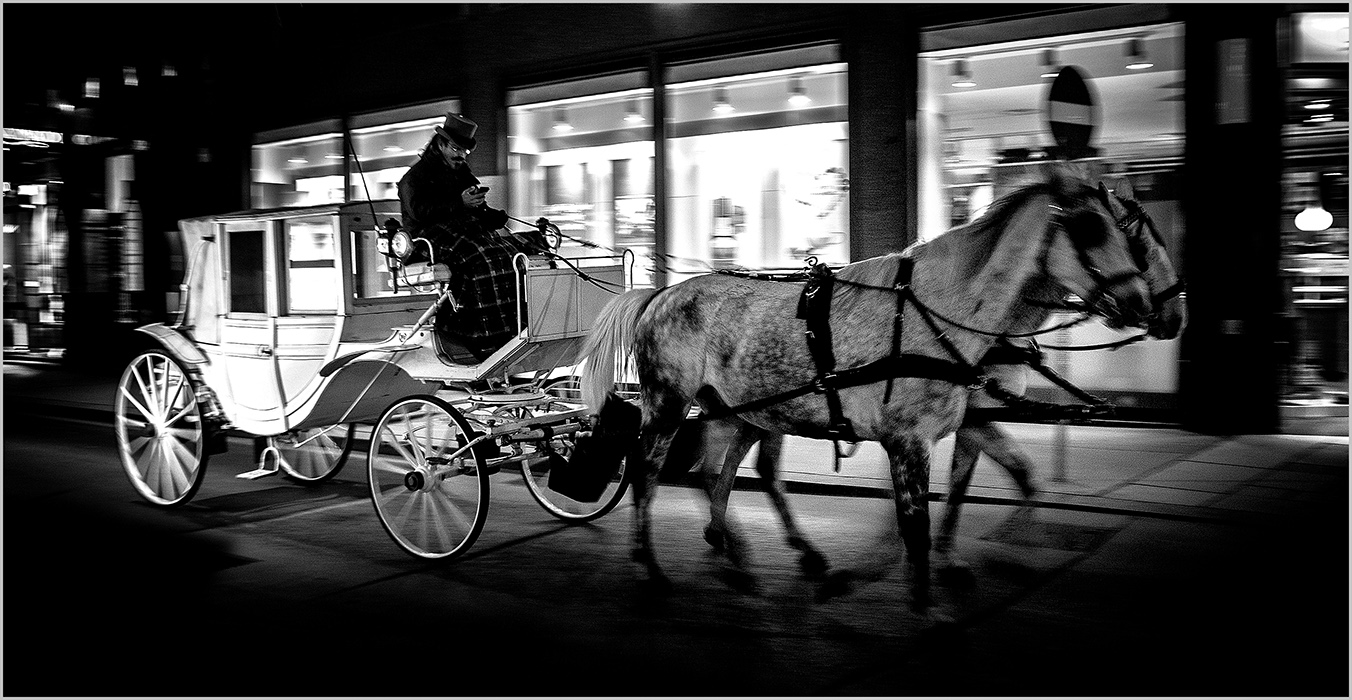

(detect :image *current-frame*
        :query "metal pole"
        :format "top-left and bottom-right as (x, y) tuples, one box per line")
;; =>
(1052, 324), (1070, 482)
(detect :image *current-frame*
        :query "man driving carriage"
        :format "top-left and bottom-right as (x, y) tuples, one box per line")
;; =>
(398, 112), (550, 361)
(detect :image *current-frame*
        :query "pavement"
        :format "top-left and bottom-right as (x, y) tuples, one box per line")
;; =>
(4, 357), (1350, 697)
(4, 356), (1348, 529)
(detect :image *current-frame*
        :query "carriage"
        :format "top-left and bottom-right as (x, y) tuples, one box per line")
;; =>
(113, 199), (634, 559)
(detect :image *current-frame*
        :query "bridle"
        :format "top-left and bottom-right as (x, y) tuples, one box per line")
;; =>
(1095, 184), (1186, 310)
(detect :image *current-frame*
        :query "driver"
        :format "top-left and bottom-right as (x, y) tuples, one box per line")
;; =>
(397, 113), (549, 361)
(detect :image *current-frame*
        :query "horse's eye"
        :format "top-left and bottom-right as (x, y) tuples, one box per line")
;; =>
(1064, 211), (1108, 248)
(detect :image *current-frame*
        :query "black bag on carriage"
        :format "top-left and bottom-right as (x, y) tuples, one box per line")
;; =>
(548, 392), (640, 502)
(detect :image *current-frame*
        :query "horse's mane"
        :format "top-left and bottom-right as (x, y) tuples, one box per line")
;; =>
(836, 170), (1092, 292)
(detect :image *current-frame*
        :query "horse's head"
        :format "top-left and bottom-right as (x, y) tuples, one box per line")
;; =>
(1097, 181), (1188, 340)
(1036, 178), (1152, 330)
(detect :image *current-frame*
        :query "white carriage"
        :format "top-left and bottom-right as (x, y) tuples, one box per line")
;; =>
(114, 200), (633, 559)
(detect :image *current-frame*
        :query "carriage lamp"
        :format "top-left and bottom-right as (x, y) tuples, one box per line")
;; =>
(390, 229), (415, 261)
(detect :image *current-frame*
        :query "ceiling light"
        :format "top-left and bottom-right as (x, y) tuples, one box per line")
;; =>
(951, 59), (975, 88)
(123, 67), (138, 87)
(1305, 113), (1335, 123)
(84, 78), (100, 99)
(788, 77), (811, 107)
(162, 63), (177, 78)
(552, 107), (573, 132)
(383, 146), (402, 152)
(1126, 38), (1154, 70)
(624, 99), (644, 124)
(288, 157), (308, 164)
(712, 86), (734, 114)
(1305, 99), (1333, 110)
(1040, 49), (1060, 79)
(1295, 173), (1334, 232)
(325, 154), (345, 160)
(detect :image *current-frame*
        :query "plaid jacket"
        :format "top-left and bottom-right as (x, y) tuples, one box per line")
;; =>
(437, 223), (530, 341)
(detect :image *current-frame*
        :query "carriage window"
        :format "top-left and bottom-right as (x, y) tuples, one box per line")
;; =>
(228, 230), (267, 314)
(285, 220), (339, 313)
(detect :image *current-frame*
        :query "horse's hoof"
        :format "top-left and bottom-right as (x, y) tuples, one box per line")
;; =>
(717, 566), (759, 595)
(799, 550), (830, 581)
(815, 569), (856, 603)
(703, 524), (726, 552)
(937, 560), (975, 588)
(638, 574), (674, 598)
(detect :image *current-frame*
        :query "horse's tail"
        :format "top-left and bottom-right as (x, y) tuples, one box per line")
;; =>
(577, 288), (658, 414)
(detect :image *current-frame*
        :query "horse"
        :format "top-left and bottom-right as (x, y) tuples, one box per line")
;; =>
(576, 168), (1153, 617)
(682, 181), (1187, 586)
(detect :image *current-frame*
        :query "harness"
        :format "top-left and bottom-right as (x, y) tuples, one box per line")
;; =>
(696, 194), (1153, 469)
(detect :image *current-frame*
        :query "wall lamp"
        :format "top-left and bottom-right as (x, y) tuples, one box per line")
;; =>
(951, 59), (975, 88)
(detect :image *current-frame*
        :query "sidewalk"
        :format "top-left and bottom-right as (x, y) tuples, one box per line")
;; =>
(5, 359), (1348, 525)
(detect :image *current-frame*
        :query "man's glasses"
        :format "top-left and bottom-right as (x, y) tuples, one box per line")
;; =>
(445, 143), (472, 156)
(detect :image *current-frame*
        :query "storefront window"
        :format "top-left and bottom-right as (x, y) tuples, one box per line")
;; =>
(1279, 11), (1349, 422)
(252, 122), (344, 209)
(251, 100), (460, 209)
(508, 73), (655, 283)
(666, 45), (849, 281)
(348, 100), (460, 203)
(919, 22), (1185, 407)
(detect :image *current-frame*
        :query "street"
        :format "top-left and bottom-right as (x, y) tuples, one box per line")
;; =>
(3, 410), (1348, 697)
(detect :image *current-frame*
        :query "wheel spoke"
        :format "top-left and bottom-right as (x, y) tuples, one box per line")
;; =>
(163, 440), (193, 495)
(425, 491), (455, 552)
(130, 361), (156, 418)
(163, 436), (198, 475)
(379, 421), (421, 467)
(434, 480), (475, 531)
(402, 410), (427, 464)
(165, 427), (200, 444)
(372, 456), (412, 478)
(120, 386), (155, 423)
(163, 399), (197, 429)
(127, 436), (151, 457)
(135, 440), (158, 479)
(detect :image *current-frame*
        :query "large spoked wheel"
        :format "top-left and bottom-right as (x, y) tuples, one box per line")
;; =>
(520, 377), (630, 522)
(368, 396), (489, 560)
(276, 424), (355, 483)
(114, 351), (209, 507)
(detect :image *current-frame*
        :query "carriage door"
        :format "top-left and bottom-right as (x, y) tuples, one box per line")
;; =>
(219, 216), (342, 434)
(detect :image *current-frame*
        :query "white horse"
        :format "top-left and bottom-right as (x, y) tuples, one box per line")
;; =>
(576, 169), (1152, 618)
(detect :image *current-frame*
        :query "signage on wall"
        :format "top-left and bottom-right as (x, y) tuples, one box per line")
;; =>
(1045, 66), (1099, 159)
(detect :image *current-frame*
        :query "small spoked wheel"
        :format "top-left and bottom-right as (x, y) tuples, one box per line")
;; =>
(114, 351), (209, 507)
(368, 396), (489, 560)
(520, 378), (630, 522)
(275, 424), (355, 483)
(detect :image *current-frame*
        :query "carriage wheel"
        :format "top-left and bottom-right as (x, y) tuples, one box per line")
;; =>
(276, 424), (355, 483)
(519, 377), (630, 522)
(368, 396), (489, 560)
(114, 351), (209, 507)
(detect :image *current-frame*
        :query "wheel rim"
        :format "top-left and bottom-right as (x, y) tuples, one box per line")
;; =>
(114, 352), (206, 506)
(276, 425), (354, 482)
(368, 398), (488, 559)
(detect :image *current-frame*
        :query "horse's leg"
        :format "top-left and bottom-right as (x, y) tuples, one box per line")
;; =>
(967, 421), (1039, 522)
(935, 424), (982, 574)
(887, 435), (938, 613)
(700, 419), (753, 558)
(753, 430), (830, 580)
(628, 388), (687, 595)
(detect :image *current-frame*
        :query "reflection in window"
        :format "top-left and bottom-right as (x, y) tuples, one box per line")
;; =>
(509, 74), (655, 284)
(666, 49), (849, 281)
(229, 230), (267, 314)
(286, 220), (338, 313)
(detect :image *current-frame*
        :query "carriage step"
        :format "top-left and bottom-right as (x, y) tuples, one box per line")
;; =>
(235, 467), (279, 480)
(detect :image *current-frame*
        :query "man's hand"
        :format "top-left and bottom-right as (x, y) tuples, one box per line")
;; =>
(461, 185), (487, 208)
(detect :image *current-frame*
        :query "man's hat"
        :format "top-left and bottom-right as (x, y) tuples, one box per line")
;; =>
(435, 113), (477, 150)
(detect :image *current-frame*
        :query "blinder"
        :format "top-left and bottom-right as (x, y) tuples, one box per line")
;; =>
(1043, 189), (1146, 316)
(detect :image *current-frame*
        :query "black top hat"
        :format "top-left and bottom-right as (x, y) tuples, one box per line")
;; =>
(435, 113), (478, 150)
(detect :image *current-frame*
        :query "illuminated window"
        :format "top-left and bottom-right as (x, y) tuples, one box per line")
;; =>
(348, 100), (461, 203)
(665, 45), (849, 280)
(509, 73), (655, 283)
(285, 219), (338, 314)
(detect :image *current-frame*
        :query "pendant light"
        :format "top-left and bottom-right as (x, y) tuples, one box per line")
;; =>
(951, 59), (975, 88)
(1125, 38), (1154, 70)
(1295, 172), (1333, 232)
(788, 76), (811, 107)
(552, 107), (573, 132)
(712, 86), (734, 115)
(1040, 49), (1060, 79)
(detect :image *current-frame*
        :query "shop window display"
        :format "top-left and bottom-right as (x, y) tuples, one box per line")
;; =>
(508, 74), (655, 284)
(665, 51), (849, 281)
(919, 22), (1185, 407)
